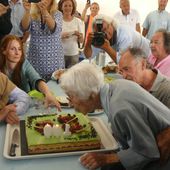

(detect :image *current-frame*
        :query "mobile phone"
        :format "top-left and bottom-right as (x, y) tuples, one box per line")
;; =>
(28, 0), (41, 3)
(87, 0), (91, 4)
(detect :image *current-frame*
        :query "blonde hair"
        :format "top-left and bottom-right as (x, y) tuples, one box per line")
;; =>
(31, 0), (58, 20)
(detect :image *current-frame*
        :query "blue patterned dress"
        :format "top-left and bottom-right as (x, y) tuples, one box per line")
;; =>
(27, 11), (64, 81)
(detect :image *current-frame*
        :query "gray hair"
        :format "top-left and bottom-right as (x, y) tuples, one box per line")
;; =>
(92, 14), (117, 31)
(121, 47), (153, 69)
(60, 63), (104, 100)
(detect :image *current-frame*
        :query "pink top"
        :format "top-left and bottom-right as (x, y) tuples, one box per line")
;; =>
(148, 54), (170, 78)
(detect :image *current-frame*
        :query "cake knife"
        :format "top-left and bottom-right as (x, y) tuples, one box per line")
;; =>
(9, 129), (19, 156)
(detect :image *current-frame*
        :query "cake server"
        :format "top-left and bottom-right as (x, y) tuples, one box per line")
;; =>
(9, 129), (19, 156)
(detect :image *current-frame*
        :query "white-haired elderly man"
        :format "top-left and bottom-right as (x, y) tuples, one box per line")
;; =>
(60, 62), (170, 170)
(84, 14), (150, 63)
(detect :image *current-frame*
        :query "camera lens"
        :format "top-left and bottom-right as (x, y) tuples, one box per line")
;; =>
(92, 32), (105, 46)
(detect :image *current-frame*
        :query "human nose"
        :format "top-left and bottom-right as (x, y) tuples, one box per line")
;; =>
(15, 49), (20, 54)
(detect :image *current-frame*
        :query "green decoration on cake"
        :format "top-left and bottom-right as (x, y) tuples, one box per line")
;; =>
(25, 113), (101, 154)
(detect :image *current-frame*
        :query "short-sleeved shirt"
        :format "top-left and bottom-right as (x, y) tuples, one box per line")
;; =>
(0, 72), (15, 109)
(114, 9), (140, 30)
(150, 70), (170, 108)
(143, 10), (170, 40)
(62, 17), (84, 56)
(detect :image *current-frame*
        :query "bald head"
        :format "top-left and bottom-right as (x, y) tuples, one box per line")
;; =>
(120, 0), (130, 15)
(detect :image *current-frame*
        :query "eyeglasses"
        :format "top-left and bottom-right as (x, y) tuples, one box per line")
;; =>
(150, 40), (162, 46)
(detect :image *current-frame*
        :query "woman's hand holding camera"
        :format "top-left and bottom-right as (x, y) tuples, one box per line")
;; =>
(37, 0), (49, 16)
(23, 1), (31, 13)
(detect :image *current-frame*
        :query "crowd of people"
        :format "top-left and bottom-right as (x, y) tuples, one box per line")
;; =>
(0, 0), (170, 169)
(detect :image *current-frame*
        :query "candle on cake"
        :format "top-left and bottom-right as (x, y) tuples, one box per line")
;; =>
(43, 124), (52, 138)
(64, 123), (71, 136)
(52, 124), (62, 137)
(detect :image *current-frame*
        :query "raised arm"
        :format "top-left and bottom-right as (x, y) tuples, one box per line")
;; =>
(81, 2), (90, 22)
(21, 1), (31, 31)
(84, 32), (93, 58)
(38, 1), (56, 31)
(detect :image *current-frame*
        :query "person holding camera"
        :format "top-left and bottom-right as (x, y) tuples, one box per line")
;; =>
(84, 14), (151, 63)
(21, 0), (65, 81)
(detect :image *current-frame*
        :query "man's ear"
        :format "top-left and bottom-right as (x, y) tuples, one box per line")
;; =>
(141, 59), (147, 70)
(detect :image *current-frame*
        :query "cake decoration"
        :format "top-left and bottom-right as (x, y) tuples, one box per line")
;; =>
(25, 113), (101, 154)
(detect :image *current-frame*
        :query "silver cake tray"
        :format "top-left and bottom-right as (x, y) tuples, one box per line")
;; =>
(3, 117), (118, 160)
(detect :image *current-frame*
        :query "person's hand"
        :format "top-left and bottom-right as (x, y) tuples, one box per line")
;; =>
(0, 3), (9, 16)
(37, 0), (48, 15)
(74, 31), (83, 41)
(0, 104), (19, 124)
(23, 1), (31, 12)
(5, 111), (20, 125)
(44, 92), (61, 112)
(62, 32), (72, 39)
(0, 104), (16, 121)
(156, 127), (170, 164)
(79, 152), (108, 169)
(85, 2), (91, 10)
(99, 39), (111, 50)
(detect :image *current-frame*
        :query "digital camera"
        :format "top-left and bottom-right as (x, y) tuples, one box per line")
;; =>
(92, 19), (106, 46)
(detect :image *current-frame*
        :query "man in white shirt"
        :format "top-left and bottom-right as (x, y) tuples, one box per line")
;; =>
(114, 0), (141, 33)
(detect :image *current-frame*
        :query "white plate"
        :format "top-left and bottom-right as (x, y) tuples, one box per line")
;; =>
(88, 109), (104, 116)
(3, 117), (118, 160)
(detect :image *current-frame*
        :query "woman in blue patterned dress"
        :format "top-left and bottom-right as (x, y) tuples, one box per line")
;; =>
(21, 0), (64, 81)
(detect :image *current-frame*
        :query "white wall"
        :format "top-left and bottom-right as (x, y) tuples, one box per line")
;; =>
(76, 0), (170, 25)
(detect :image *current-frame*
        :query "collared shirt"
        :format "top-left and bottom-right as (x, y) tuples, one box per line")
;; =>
(100, 79), (170, 170)
(114, 9), (140, 30)
(150, 70), (170, 108)
(148, 54), (170, 78)
(143, 10), (170, 40)
(9, 0), (25, 37)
